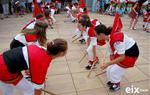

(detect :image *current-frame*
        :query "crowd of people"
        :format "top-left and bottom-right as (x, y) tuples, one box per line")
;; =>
(0, 0), (149, 95)
(0, 0), (149, 24)
(0, 0), (79, 18)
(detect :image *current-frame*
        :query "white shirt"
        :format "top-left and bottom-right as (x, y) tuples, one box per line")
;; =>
(109, 34), (135, 55)
(86, 27), (97, 46)
(15, 33), (40, 46)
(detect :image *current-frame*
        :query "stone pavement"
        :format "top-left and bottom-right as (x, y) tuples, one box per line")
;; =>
(0, 13), (149, 95)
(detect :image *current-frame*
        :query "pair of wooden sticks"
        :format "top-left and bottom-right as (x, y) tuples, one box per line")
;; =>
(78, 46), (108, 78)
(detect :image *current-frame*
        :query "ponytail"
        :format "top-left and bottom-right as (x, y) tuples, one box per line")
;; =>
(47, 39), (68, 55)
(105, 26), (112, 35)
(78, 14), (92, 27)
(95, 24), (112, 35)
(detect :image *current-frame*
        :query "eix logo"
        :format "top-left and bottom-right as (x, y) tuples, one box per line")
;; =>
(125, 85), (148, 94)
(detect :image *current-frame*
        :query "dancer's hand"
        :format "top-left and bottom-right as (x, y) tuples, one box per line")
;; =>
(100, 63), (109, 70)
(110, 55), (115, 61)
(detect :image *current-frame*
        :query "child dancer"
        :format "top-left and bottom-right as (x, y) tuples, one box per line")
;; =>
(0, 38), (68, 95)
(77, 15), (101, 70)
(44, 9), (54, 29)
(10, 20), (48, 79)
(95, 24), (139, 91)
(74, 14), (101, 43)
(14, 1), (22, 17)
(10, 20), (48, 49)
(22, 13), (45, 30)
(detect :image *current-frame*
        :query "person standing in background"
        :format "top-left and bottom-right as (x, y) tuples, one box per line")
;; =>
(104, 0), (110, 12)
(128, 1), (141, 30)
(9, 0), (13, 15)
(0, 2), (3, 19)
(0, 0), (10, 18)
(27, 0), (33, 12)
(92, 0), (97, 12)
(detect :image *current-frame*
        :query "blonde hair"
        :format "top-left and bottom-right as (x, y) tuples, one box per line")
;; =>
(21, 20), (48, 46)
(34, 20), (48, 46)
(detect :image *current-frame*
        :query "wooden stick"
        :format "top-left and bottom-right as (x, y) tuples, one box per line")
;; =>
(87, 60), (98, 78)
(78, 53), (87, 63)
(72, 37), (80, 43)
(95, 71), (106, 76)
(72, 35), (77, 39)
(41, 89), (56, 95)
(95, 41), (109, 77)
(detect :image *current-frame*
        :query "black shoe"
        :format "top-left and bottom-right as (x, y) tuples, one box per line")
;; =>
(85, 65), (92, 70)
(72, 20), (76, 23)
(79, 39), (85, 44)
(51, 26), (54, 29)
(85, 64), (97, 70)
(26, 76), (31, 81)
(107, 81), (113, 87)
(109, 83), (120, 91)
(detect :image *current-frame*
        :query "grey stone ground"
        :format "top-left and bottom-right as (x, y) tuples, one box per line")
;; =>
(0, 13), (149, 95)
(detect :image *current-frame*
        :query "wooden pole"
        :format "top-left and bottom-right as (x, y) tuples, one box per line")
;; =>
(95, 41), (109, 77)
(87, 60), (98, 78)
(72, 37), (80, 43)
(41, 89), (56, 95)
(95, 71), (106, 76)
(72, 35), (77, 39)
(78, 53), (87, 63)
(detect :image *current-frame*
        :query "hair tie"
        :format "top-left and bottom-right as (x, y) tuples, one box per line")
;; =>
(51, 41), (54, 45)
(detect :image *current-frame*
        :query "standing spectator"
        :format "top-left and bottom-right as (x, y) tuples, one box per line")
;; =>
(12, 0), (20, 16)
(37, 0), (42, 8)
(143, 3), (150, 33)
(104, 0), (110, 12)
(0, 0), (10, 18)
(72, 0), (78, 3)
(92, 0), (97, 12)
(20, 0), (27, 15)
(128, 2), (141, 30)
(0, 2), (3, 19)
(126, 0), (137, 13)
(27, 0), (33, 12)
(55, 0), (62, 13)
(96, 0), (100, 13)
(45, 0), (51, 3)
(14, 1), (22, 17)
(116, 5), (125, 16)
(9, 1), (13, 15)
(99, 0), (105, 14)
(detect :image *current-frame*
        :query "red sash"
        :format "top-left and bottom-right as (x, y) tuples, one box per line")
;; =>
(25, 34), (37, 42)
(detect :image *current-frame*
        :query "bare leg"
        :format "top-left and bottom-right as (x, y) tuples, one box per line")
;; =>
(132, 16), (138, 29)
(129, 18), (134, 29)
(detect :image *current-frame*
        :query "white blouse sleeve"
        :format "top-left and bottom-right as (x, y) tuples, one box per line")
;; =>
(114, 41), (125, 54)
(90, 37), (97, 46)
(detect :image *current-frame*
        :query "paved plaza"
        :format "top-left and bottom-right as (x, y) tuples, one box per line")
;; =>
(0, 13), (149, 95)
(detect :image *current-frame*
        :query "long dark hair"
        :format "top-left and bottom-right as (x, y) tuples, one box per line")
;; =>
(95, 24), (112, 35)
(44, 9), (50, 18)
(78, 14), (92, 27)
(34, 20), (48, 46)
